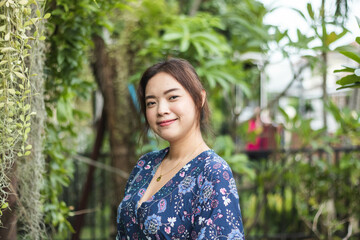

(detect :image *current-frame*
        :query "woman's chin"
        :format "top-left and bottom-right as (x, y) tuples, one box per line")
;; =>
(156, 133), (180, 143)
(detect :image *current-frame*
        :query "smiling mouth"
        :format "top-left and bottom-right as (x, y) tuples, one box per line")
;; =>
(157, 119), (177, 127)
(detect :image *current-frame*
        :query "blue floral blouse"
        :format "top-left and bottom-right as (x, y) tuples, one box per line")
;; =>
(117, 148), (245, 240)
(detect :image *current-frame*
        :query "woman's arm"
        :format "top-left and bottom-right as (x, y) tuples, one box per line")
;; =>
(193, 162), (245, 240)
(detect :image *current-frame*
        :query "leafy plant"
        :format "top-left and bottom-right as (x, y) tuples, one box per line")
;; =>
(43, 0), (100, 235)
(273, 101), (360, 239)
(0, 0), (48, 226)
(212, 135), (255, 180)
(334, 17), (360, 90)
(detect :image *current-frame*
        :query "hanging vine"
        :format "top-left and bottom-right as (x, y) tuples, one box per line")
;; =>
(0, 0), (48, 226)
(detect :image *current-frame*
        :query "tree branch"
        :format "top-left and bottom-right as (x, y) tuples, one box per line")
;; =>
(188, 0), (202, 16)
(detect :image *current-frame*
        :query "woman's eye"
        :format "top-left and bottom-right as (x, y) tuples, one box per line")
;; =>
(169, 96), (179, 100)
(146, 102), (155, 107)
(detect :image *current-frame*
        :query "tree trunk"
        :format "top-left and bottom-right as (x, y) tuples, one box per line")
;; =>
(322, 51), (328, 129)
(321, 0), (328, 130)
(189, 0), (202, 16)
(92, 34), (138, 238)
(0, 170), (17, 240)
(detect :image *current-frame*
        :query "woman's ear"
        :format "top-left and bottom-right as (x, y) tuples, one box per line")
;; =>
(201, 90), (206, 107)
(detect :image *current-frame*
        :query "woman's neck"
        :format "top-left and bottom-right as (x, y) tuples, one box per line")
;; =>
(167, 130), (208, 161)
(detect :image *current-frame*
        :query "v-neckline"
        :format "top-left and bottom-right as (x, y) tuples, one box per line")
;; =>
(136, 147), (212, 210)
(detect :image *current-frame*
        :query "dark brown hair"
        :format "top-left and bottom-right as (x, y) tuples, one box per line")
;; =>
(137, 58), (210, 134)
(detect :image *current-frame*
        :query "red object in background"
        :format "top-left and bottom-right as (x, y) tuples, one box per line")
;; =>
(246, 119), (276, 151)
(246, 118), (262, 150)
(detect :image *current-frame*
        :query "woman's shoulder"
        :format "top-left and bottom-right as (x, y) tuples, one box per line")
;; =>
(135, 147), (169, 168)
(198, 150), (233, 178)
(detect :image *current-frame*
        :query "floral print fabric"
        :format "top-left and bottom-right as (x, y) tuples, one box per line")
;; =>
(117, 148), (245, 240)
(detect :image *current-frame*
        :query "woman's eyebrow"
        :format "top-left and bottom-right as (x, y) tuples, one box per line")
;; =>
(145, 88), (180, 100)
(164, 88), (180, 95)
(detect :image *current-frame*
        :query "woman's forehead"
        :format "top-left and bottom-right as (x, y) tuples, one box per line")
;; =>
(145, 72), (185, 95)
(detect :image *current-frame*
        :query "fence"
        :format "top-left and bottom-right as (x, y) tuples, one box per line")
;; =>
(58, 146), (360, 240)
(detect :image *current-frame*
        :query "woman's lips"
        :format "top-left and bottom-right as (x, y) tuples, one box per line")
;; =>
(158, 119), (177, 127)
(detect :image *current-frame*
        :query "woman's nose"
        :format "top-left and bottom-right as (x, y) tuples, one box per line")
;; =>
(157, 101), (170, 116)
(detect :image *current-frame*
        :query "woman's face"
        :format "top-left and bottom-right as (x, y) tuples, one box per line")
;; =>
(145, 72), (199, 143)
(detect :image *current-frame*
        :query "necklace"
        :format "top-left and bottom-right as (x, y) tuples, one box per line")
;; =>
(156, 142), (203, 182)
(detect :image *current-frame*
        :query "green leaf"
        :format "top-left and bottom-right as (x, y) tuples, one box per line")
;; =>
(333, 66), (355, 73)
(14, 71), (26, 80)
(1, 202), (8, 209)
(339, 51), (360, 63)
(8, 89), (16, 95)
(278, 106), (290, 123)
(19, 0), (28, 5)
(162, 32), (182, 41)
(206, 75), (216, 89)
(356, 37), (360, 45)
(39, 36), (46, 41)
(43, 13), (51, 19)
(1, 47), (17, 53)
(237, 82), (251, 98)
(180, 37), (190, 52)
(192, 32), (220, 44)
(192, 41), (204, 57)
(24, 104), (31, 111)
(326, 30), (347, 46)
(307, 3), (314, 19)
(336, 74), (360, 86)
(336, 82), (360, 90)
(36, 9), (41, 17)
(290, 7), (307, 22)
(4, 32), (10, 41)
(25, 127), (30, 135)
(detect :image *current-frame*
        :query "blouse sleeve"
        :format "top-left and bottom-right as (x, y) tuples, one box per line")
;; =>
(122, 152), (150, 194)
(193, 163), (245, 240)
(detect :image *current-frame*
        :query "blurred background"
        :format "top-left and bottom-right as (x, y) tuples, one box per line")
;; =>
(0, 0), (359, 239)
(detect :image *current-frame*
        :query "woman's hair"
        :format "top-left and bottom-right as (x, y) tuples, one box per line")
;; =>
(137, 58), (211, 134)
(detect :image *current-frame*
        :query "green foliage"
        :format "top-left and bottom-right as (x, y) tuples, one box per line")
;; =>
(43, 0), (101, 235)
(291, 150), (360, 239)
(284, 1), (349, 72)
(278, 106), (329, 149)
(136, 5), (251, 93)
(327, 101), (360, 145)
(334, 17), (360, 90)
(261, 102), (360, 238)
(220, 0), (273, 53)
(212, 135), (255, 180)
(0, 0), (46, 224)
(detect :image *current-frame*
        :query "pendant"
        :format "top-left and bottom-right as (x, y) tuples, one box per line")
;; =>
(156, 175), (162, 182)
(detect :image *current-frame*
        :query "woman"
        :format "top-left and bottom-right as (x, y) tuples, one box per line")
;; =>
(117, 58), (244, 239)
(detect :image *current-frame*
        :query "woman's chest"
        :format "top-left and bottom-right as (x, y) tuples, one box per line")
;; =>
(119, 173), (203, 238)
